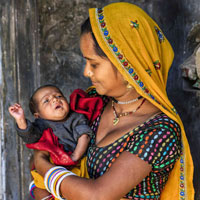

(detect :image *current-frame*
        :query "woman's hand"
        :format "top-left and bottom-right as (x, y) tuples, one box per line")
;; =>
(34, 150), (49, 159)
(33, 150), (55, 177)
(33, 187), (51, 200)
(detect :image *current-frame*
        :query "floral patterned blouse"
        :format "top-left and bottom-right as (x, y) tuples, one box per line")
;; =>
(86, 95), (181, 199)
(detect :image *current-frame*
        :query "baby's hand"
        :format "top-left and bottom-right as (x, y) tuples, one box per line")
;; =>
(9, 103), (25, 120)
(70, 152), (81, 162)
(8, 103), (27, 129)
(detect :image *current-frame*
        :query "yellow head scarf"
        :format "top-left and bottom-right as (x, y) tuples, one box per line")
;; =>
(89, 2), (194, 200)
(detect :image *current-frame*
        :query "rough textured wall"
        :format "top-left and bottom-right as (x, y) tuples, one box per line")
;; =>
(0, 0), (39, 199)
(36, 0), (152, 98)
(0, 0), (200, 199)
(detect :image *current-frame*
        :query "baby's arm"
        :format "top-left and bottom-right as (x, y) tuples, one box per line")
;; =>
(68, 112), (93, 161)
(8, 103), (27, 129)
(71, 134), (90, 162)
(9, 103), (43, 144)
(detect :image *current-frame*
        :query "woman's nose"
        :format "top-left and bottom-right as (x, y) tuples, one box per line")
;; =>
(83, 63), (93, 78)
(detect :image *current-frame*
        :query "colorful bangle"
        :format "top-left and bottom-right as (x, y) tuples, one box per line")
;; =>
(48, 169), (65, 193)
(44, 166), (77, 199)
(40, 194), (53, 200)
(29, 180), (36, 199)
(51, 172), (66, 198)
(44, 166), (66, 193)
(55, 172), (75, 199)
(49, 169), (63, 187)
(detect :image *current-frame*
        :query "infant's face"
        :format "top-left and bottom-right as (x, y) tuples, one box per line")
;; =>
(34, 86), (69, 121)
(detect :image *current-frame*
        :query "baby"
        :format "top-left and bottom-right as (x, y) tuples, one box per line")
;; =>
(9, 84), (92, 162)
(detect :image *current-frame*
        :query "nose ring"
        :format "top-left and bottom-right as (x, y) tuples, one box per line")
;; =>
(87, 71), (92, 77)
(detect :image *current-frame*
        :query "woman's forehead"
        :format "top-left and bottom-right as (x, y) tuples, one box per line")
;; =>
(80, 33), (97, 56)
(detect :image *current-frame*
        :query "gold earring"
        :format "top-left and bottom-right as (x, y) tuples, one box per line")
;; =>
(127, 83), (133, 89)
(123, 79), (133, 89)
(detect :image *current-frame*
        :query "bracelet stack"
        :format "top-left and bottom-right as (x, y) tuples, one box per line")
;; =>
(44, 166), (77, 200)
(41, 194), (54, 200)
(29, 180), (36, 198)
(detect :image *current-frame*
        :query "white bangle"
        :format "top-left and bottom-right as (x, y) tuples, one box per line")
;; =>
(40, 194), (53, 200)
(29, 180), (35, 192)
(44, 166), (66, 192)
(49, 171), (66, 198)
(49, 169), (65, 191)
(56, 172), (77, 199)
(44, 166), (77, 200)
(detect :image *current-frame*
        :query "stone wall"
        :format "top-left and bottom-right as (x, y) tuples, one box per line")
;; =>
(0, 0), (200, 199)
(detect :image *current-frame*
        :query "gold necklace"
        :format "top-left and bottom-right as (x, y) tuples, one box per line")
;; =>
(112, 98), (145, 125)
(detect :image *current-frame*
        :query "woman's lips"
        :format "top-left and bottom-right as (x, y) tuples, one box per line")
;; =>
(92, 81), (98, 86)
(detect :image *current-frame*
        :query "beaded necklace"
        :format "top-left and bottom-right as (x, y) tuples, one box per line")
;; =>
(112, 98), (145, 125)
(112, 96), (142, 105)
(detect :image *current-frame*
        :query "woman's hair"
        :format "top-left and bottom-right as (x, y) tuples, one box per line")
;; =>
(81, 18), (107, 58)
(29, 84), (64, 115)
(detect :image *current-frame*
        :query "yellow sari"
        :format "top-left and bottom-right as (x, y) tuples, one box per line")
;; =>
(89, 2), (194, 200)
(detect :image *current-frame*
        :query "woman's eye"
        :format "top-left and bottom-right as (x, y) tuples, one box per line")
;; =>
(56, 95), (62, 98)
(91, 64), (97, 68)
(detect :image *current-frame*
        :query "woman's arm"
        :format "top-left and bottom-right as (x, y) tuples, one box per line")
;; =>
(34, 150), (152, 200)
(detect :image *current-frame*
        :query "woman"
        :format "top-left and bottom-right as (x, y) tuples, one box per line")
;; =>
(33, 2), (194, 200)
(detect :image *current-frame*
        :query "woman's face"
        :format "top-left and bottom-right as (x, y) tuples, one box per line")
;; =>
(80, 33), (127, 98)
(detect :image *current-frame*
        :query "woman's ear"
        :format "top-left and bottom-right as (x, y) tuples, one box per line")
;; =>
(34, 113), (39, 118)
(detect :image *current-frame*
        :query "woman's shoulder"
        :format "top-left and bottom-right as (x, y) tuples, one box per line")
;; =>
(139, 112), (181, 137)
(127, 112), (182, 168)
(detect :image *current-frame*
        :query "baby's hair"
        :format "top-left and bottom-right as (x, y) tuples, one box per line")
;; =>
(29, 84), (64, 115)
